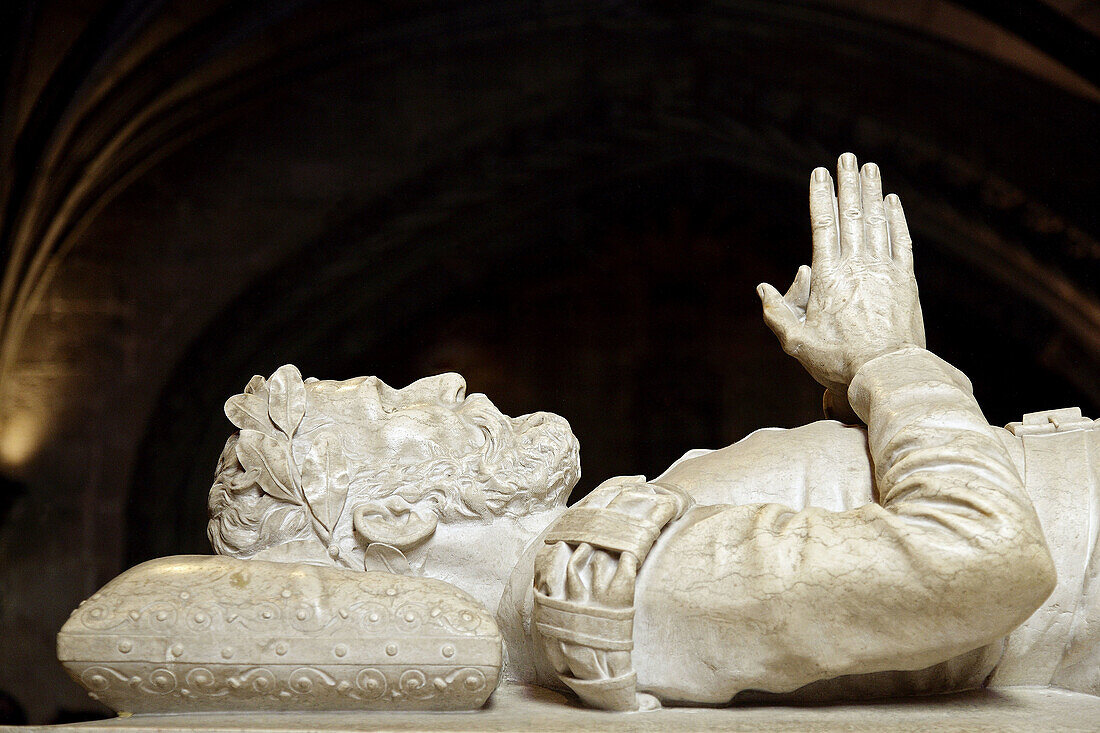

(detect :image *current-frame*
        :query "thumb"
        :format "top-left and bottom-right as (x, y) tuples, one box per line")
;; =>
(757, 282), (800, 349)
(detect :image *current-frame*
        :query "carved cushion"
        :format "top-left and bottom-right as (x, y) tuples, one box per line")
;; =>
(57, 555), (502, 713)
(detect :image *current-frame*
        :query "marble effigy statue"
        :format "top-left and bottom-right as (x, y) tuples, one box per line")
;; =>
(56, 155), (1098, 717)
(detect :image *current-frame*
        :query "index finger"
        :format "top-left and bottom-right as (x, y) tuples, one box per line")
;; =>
(809, 166), (838, 266)
(565, 542), (594, 601)
(534, 541), (571, 596)
(604, 552), (638, 607)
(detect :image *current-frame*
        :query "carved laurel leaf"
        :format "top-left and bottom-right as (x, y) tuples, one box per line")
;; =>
(224, 393), (274, 433)
(363, 543), (413, 575)
(267, 365), (307, 438)
(244, 374), (267, 395)
(300, 440), (350, 533)
(235, 429), (300, 505)
(257, 504), (309, 545)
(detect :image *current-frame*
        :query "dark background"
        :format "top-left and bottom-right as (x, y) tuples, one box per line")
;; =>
(0, 0), (1096, 722)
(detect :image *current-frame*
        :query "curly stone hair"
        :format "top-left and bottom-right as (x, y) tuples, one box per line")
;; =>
(207, 368), (579, 560)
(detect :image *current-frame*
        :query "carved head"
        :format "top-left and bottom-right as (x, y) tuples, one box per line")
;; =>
(207, 366), (580, 569)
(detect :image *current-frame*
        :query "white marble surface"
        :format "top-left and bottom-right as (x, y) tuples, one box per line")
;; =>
(5, 684), (1099, 732)
(521, 155), (1062, 709)
(51, 155), (1097, 718)
(56, 556), (503, 713)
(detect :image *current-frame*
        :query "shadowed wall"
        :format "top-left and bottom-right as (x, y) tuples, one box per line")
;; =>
(0, 0), (1096, 722)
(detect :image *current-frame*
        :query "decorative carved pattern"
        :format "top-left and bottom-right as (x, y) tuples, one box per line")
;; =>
(58, 555), (502, 712)
(67, 662), (495, 710)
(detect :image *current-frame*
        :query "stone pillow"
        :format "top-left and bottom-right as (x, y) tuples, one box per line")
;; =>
(57, 555), (502, 713)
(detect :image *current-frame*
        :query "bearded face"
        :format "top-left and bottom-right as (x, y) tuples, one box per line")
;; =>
(207, 366), (580, 570)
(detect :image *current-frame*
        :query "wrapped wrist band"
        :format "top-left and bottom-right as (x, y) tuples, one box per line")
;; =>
(533, 481), (692, 711)
(534, 592), (635, 652)
(534, 589), (638, 710)
(543, 507), (662, 558)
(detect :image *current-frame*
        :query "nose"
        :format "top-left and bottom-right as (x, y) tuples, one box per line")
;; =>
(516, 412), (555, 432)
(436, 373), (466, 403)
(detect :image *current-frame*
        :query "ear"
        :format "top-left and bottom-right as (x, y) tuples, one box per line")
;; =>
(352, 498), (438, 552)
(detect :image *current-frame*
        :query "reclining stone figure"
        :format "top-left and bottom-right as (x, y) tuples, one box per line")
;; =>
(203, 154), (1097, 711)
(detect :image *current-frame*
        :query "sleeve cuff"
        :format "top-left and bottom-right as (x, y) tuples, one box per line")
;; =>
(847, 347), (974, 422)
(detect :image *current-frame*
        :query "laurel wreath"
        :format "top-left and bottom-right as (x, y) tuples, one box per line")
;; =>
(224, 365), (351, 565)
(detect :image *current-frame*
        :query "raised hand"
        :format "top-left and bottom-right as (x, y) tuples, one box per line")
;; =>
(757, 153), (926, 397)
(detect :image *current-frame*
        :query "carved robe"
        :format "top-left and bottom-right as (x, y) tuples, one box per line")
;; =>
(501, 348), (1099, 704)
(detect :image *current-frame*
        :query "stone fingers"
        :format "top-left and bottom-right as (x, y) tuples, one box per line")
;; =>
(758, 282), (802, 353)
(590, 550), (618, 597)
(809, 166), (838, 266)
(885, 193), (914, 270)
(604, 551), (637, 607)
(565, 542), (594, 601)
(861, 162), (889, 259)
(784, 264), (812, 313)
(534, 541), (572, 596)
(837, 152), (863, 259)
